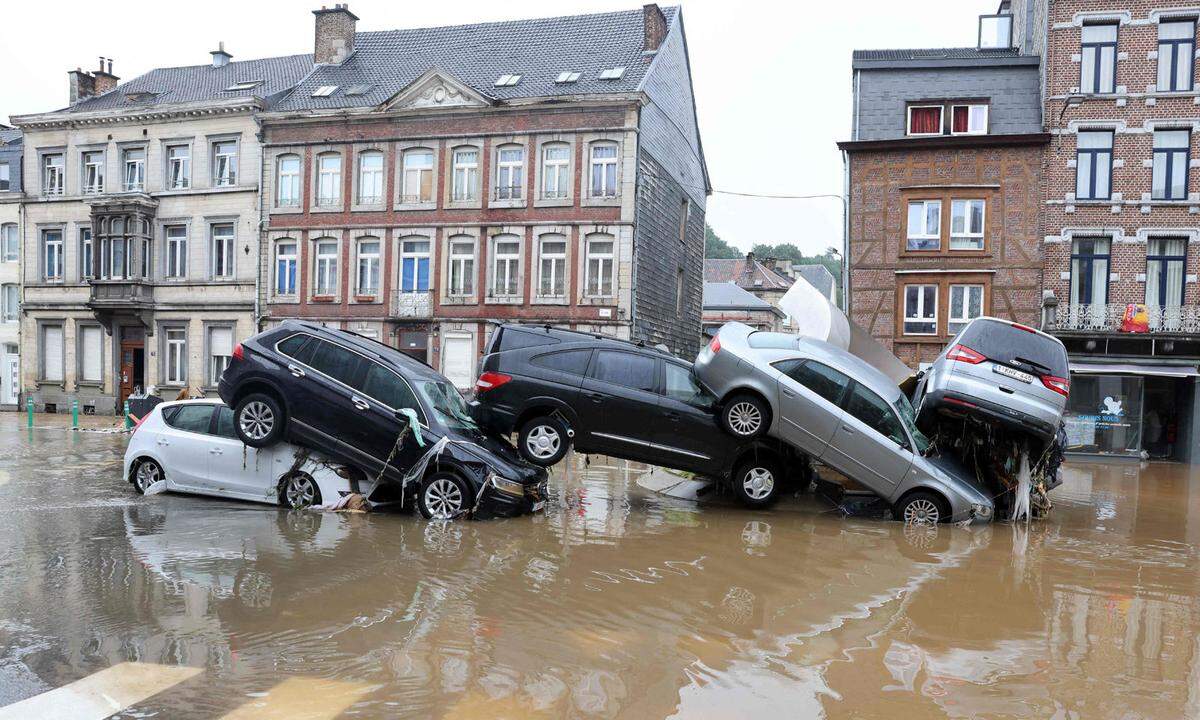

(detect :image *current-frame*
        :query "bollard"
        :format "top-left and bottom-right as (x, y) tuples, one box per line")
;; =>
(26, 398), (33, 428)
(124, 400), (132, 430)
(72, 399), (79, 430)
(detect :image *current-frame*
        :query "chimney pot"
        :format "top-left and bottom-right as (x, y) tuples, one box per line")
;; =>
(210, 41), (233, 68)
(313, 3), (359, 65)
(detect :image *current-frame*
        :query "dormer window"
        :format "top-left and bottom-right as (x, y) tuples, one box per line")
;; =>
(907, 105), (943, 136)
(312, 85), (338, 97)
(494, 74), (522, 87)
(978, 14), (1013, 49)
(950, 104), (988, 135)
(907, 101), (990, 137)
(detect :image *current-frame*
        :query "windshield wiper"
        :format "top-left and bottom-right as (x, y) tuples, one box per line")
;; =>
(1012, 356), (1052, 374)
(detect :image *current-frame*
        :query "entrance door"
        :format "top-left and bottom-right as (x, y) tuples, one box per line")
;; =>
(2, 344), (17, 406)
(119, 340), (145, 406)
(441, 333), (474, 390)
(398, 330), (428, 363)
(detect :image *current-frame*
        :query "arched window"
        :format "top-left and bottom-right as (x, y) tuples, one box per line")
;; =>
(489, 234), (521, 297)
(495, 144), (524, 200)
(451, 147), (479, 202)
(276, 154), (301, 207)
(356, 237), (381, 295)
(313, 238), (339, 296)
(541, 143), (570, 199)
(447, 235), (476, 296)
(401, 148), (434, 203)
(584, 233), (615, 297)
(316, 152), (342, 206)
(357, 151), (384, 204)
(274, 241), (297, 295)
(588, 142), (618, 198)
(537, 234), (566, 298)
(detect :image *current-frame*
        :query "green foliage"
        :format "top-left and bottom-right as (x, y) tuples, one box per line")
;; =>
(704, 224), (741, 259)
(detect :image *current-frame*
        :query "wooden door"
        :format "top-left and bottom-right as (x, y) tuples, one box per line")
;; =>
(119, 342), (139, 404)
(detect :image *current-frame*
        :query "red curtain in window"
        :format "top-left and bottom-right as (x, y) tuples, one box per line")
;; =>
(951, 106), (969, 133)
(910, 107), (941, 134)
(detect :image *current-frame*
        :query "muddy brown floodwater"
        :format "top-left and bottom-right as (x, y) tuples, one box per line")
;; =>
(2, 415), (1200, 718)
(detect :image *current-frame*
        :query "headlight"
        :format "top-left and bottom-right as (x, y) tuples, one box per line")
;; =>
(488, 473), (525, 497)
(971, 502), (992, 518)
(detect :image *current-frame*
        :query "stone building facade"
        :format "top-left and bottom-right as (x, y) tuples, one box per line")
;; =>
(0, 128), (21, 409)
(257, 4), (708, 388)
(841, 8), (1048, 368)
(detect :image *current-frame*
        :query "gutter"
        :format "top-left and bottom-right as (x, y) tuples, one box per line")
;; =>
(837, 132), (1050, 153)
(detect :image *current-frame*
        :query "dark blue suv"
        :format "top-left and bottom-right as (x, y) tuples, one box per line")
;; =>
(217, 320), (546, 519)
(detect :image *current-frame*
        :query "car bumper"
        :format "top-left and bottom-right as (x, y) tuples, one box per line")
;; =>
(924, 389), (1057, 442)
(474, 474), (550, 519)
(470, 401), (517, 436)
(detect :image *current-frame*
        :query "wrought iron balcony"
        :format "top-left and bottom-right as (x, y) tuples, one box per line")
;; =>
(1049, 303), (1200, 334)
(392, 290), (433, 319)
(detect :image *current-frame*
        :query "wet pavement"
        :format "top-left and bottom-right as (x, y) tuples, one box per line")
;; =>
(2, 414), (1200, 718)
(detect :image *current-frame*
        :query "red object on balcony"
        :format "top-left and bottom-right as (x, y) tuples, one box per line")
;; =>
(1120, 304), (1149, 333)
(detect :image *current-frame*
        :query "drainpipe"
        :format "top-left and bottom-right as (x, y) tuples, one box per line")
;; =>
(253, 113), (265, 331)
(841, 150), (851, 313)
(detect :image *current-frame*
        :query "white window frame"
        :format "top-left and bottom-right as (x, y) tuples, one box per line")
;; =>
(166, 144), (190, 190)
(495, 144), (525, 201)
(536, 234), (567, 298)
(122, 147), (146, 192)
(584, 234), (616, 298)
(588, 142), (619, 198)
(78, 324), (103, 384)
(211, 140), (238, 187)
(356, 150), (384, 205)
(42, 153), (64, 196)
(81, 150), (104, 194)
(903, 284), (938, 336)
(400, 148), (435, 204)
(451, 147), (480, 202)
(42, 229), (64, 282)
(949, 199), (985, 250)
(948, 284), (984, 335)
(163, 327), (188, 386)
(164, 225), (187, 279)
(209, 223), (235, 280)
(41, 323), (64, 383)
(355, 237), (381, 296)
(906, 200), (942, 251)
(313, 239), (339, 296)
(79, 228), (93, 279)
(274, 240), (298, 296)
(541, 142), (571, 200)
(448, 236), (476, 297)
(207, 325), (235, 387)
(1, 224), (17, 263)
(489, 234), (522, 298)
(400, 237), (432, 293)
(316, 152), (342, 207)
(906, 105), (944, 137)
(276, 154), (301, 207)
(949, 104), (988, 136)
(0, 283), (17, 323)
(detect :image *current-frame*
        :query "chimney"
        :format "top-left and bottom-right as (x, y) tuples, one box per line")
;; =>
(68, 67), (97, 104)
(210, 41), (233, 68)
(93, 57), (119, 95)
(313, 4), (358, 65)
(643, 4), (668, 53)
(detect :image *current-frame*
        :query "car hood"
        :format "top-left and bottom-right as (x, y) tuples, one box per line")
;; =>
(921, 452), (991, 500)
(444, 428), (545, 484)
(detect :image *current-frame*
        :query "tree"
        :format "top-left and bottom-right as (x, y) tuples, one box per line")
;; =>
(704, 224), (741, 259)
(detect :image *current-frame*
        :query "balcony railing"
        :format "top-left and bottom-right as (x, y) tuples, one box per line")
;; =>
(392, 290), (433, 319)
(88, 279), (155, 307)
(1050, 303), (1200, 334)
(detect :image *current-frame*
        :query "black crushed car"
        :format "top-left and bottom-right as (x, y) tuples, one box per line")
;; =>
(217, 320), (547, 520)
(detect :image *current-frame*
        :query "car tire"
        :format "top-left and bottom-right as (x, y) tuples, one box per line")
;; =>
(417, 472), (474, 521)
(280, 472), (322, 510)
(234, 393), (285, 448)
(517, 416), (570, 467)
(132, 458), (164, 495)
(731, 457), (783, 509)
(721, 393), (770, 439)
(894, 490), (948, 525)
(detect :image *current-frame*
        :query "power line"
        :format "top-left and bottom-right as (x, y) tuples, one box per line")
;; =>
(712, 189), (844, 202)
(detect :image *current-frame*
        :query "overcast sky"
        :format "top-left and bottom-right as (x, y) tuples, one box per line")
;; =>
(0, 0), (999, 256)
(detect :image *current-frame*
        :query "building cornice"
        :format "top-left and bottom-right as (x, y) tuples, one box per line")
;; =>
(838, 132), (1050, 152)
(11, 97), (263, 130)
(258, 93), (644, 125)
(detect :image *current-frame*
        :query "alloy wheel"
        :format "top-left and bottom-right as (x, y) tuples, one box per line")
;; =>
(424, 477), (464, 520)
(525, 425), (561, 460)
(903, 498), (940, 525)
(742, 467), (774, 500)
(135, 461), (161, 492)
(240, 401), (275, 441)
(728, 402), (762, 436)
(284, 475), (317, 509)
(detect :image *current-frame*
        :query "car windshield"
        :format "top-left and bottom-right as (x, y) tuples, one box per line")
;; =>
(894, 392), (931, 455)
(417, 380), (480, 432)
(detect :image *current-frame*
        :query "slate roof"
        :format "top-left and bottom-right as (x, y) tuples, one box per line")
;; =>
(704, 257), (793, 291)
(794, 264), (835, 299)
(703, 282), (781, 313)
(61, 53), (315, 114)
(270, 7), (678, 112)
(0, 128), (21, 145)
(853, 47), (1021, 62)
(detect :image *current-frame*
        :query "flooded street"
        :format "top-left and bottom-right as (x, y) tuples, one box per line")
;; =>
(2, 415), (1200, 718)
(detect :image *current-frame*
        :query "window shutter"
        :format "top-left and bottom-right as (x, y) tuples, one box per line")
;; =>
(44, 326), (63, 382)
(82, 326), (102, 382)
(210, 327), (233, 358)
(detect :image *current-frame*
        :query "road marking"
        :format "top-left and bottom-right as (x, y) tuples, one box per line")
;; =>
(220, 677), (374, 719)
(0, 662), (201, 720)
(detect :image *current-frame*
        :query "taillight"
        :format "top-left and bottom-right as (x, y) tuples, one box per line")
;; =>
(946, 344), (986, 364)
(232, 343), (244, 362)
(709, 336), (721, 354)
(1012, 323), (1038, 334)
(475, 371), (512, 393)
(1041, 375), (1070, 397)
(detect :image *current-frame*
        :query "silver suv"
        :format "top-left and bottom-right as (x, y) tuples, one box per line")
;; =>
(913, 317), (1069, 449)
(694, 323), (994, 524)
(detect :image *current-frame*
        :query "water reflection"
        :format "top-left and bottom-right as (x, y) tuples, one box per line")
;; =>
(1, 420), (1200, 718)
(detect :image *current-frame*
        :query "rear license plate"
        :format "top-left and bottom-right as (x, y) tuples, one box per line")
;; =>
(532, 501), (545, 513)
(993, 365), (1033, 383)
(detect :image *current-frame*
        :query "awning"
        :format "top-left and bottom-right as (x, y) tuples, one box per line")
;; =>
(1070, 362), (1200, 378)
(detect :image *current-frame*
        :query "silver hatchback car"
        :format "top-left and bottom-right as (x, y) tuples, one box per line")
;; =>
(913, 316), (1069, 449)
(694, 323), (994, 524)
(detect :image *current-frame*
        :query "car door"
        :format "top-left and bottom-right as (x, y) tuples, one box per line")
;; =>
(823, 382), (914, 494)
(773, 359), (851, 459)
(655, 362), (727, 472)
(158, 404), (219, 490)
(348, 360), (428, 482)
(577, 349), (663, 462)
(287, 337), (369, 463)
(208, 405), (273, 498)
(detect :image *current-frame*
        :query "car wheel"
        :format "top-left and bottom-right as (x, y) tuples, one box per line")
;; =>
(731, 458), (783, 509)
(518, 416), (570, 466)
(235, 393), (285, 448)
(418, 472), (473, 521)
(280, 473), (322, 510)
(722, 394), (769, 439)
(895, 490), (948, 525)
(133, 458), (164, 495)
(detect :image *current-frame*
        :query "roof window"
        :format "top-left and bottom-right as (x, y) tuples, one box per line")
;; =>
(598, 67), (627, 80)
(312, 85), (338, 97)
(494, 74), (522, 87)
(224, 80), (262, 91)
(345, 84), (373, 96)
(555, 71), (582, 84)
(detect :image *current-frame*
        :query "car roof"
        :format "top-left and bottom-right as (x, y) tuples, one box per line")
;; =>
(275, 319), (444, 381)
(495, 323), (674, 356)
(732, 324), (902, 400)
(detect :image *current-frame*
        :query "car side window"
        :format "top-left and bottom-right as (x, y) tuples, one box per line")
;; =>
(359, 362), (423, 418)
(165, 404), (215, 434)
(779, 360), (851, 406)
(845, 384), (908, 449)
(214, 406), (238, 439)
(664, 363), (714, 408)
(588, 350), (657, 393)
(531, 349), (592, 375)
(307, 339), (365, 388)
(277, 333), (314, 364)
